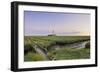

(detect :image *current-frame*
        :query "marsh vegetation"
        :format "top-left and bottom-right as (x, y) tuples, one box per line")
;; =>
(24, 36), (90, 61)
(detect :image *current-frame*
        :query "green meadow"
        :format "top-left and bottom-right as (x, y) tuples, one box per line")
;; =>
(24, 36), (90, 61)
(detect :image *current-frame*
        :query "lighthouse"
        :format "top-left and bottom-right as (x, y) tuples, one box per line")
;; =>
(48, 24), (56, 36)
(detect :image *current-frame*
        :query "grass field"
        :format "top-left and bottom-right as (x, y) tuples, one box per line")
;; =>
(24, 36), (90, 61)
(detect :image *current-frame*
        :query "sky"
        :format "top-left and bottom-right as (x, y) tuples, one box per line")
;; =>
(24, 11), (90, 36)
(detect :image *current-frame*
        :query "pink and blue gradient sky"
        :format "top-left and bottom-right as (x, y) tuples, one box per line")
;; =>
(24, 11), (90, 36)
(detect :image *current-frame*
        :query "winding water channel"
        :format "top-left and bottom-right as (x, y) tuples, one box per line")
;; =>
(32, 41), (90, 60)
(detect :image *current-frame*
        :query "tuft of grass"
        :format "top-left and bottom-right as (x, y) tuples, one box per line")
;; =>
(53, 48), (90, 60)
(24, 52), (46, 61)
